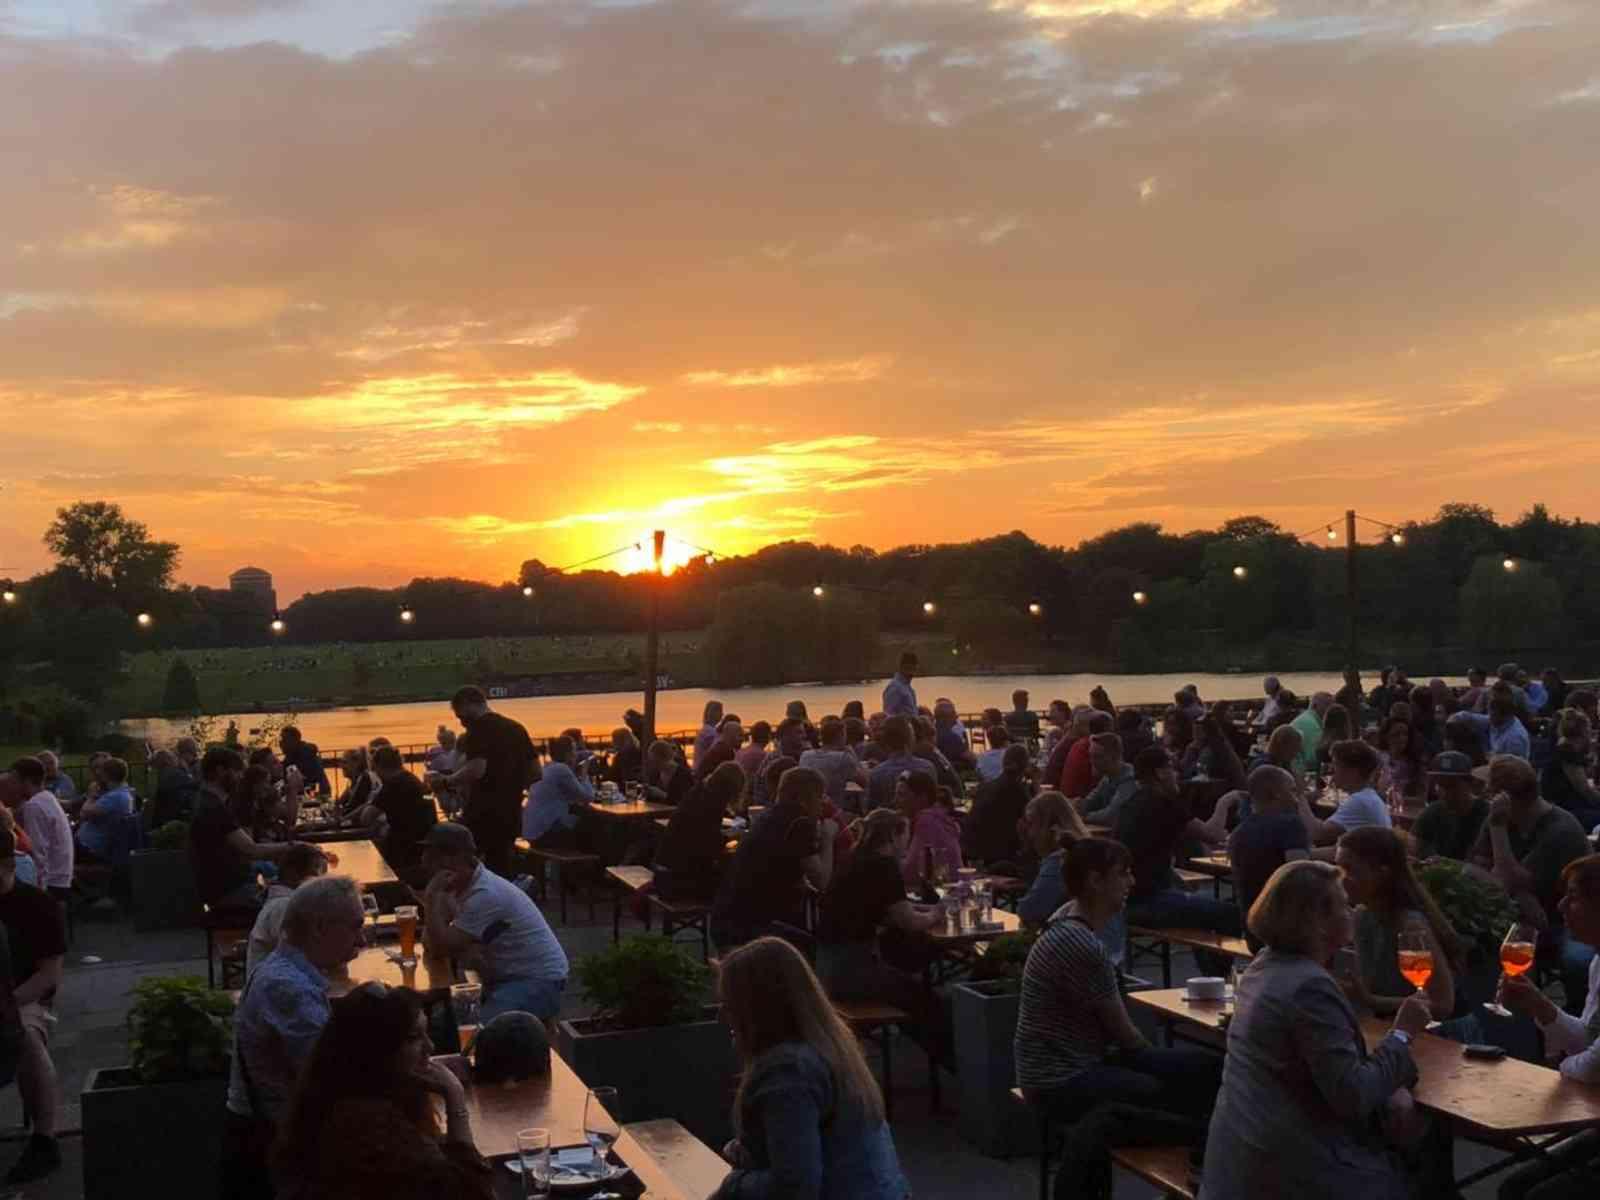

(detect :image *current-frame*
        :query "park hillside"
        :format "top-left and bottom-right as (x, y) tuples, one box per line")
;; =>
(0, 500), (1594, 744)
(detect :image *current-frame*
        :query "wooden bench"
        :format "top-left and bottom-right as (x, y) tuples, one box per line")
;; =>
(201, 904), (253, 990)
(647, 893), (712, 959)
(1111, 1145), (1198, 1199)
(833, 1000), (923, 1123)
(606, 865), (656, 943)
(1127, 926), (1254, 988)
(516, 839), (601, 925)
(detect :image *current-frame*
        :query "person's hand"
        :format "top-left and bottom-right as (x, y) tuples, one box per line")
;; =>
(415, 1058), (467, 1102)
(720, 1139), (748, 1167)
(1393, 991), (1433, 1038)
(1496, 974), (1556, 1025)
(1381, 1087), (1424, 1146)
(1487, 792), (1513, 828)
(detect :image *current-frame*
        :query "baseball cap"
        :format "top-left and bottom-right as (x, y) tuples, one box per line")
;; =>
(421, 822), (477, 855)
(1427, 751), (1475, 778)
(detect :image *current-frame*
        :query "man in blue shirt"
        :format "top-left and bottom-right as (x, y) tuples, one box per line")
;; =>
(866, 717), (933, 812)
(1454, 688), (1531, 760)
(522, 734), (593, 847)
(223, 875), (364, 1200)
(74, 757), (134, 862)
(881, 652), (919, 719)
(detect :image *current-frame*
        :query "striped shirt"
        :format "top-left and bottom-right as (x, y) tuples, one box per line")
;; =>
(1015, 915), (1117, 1088)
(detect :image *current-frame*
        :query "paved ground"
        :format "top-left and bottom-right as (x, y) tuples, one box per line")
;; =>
(0, 892), (1527, 1199)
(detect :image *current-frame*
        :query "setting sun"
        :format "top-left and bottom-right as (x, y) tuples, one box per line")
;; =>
(616, 536), (702, 577)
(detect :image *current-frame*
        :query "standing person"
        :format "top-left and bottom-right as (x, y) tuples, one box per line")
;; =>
(694, 701), (725, 766)
(1410, 751), (1489, 861)
(1467, 756), (1592, 1012)
(881, 652), (919, 719)
(712, 936), (907, 1200)
(361, 746), (438, 888)
(1228, 766), (1311, 950)
(1004, 690), (1041, 742)
(443, 686), (537, 879)
(521, 735), (593, 851)
(1016, 836), (1220, 1199)
(1335, 668), (1366, 734)
(244, 844), (329, 977)
(711, 768), (837, 950)
(0, 827), (66, 1184)
(223, 876), (366, 1200)
(1255, 676), (1285, 729)
(273, 984), (493, 1200)
(419, 823), (569, 1022)
(1199, 861), (1431, 1200)
(11, 759), (73, 904)
(800, 717), (868, 809)
(1540, 668), (1571, 718)
(279, 726), (330, 797)
(1493, 855), (1600, 1199)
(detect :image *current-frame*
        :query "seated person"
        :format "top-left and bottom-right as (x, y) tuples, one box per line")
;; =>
(817, 810), (945, 1040)
(278, 727), (329, 798)
(521, 735), (593, 850)
(642, 740), (694, 808)
(1494, 854), (1600, 1200)
(335, 748), (374, 819)
(911, 717), (965, 796)
(144, 749), (199, 832)
(1016, 836), (1220, 1195)
(1454, 688), (1532, 760)
(695, 718), (744, 782)
(607, 727), (643, 787)
(933, 701), (975, 773)
(711, 767), (836, 950)
(963, 744), (1032, 868)
(1228, 765), (1311, 951)
(865, 717), (933, 812)
(1058, 711), (1113, 799)
(1015, 791), (1090, 926)
(1410, 751), (1489, 861)
(897, 773), (963, 889)
(420, 823), (568, 1021)
(362, 746), (438, 888)
(1540, 709), (1600, 834)
(1297, 739), (1392, 856)
(1114, 746), (1237, 973)
(654, 763), (744, 903)
(1333, 827), (1458, 1020)
(1467, 756), (1592, 1013)
(799, 717), (869, 810)
(244, 843), (329, 977)
(973, 725), (1011, 783)
(74, 756), (135, 864)
(189, 748), (311, 914)
(1377, 717), (1426, 801)
(1077, 733), (1138, 827)
(1241, 725), (1304, 819)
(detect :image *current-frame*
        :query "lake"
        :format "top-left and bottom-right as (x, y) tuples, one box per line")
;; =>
(120, 670), (1444, 751)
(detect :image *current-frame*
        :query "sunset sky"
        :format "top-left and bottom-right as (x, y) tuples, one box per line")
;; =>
(3, 0), (1599, 601)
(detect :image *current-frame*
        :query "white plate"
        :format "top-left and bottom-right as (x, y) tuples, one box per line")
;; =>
(502, 1157), (631, 1192)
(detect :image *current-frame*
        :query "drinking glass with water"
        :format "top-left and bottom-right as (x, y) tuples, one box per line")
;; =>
(516, 1128), (550, 1198)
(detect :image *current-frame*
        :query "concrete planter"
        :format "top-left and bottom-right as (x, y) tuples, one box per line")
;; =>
(556, 1007), (738, 1148)
(128, 849), (202, 931)
(81, 1067), (227, 1200)
(953, 979), (1036, 1157)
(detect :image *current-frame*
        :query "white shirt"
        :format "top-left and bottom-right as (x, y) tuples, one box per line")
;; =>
(975, 748), (1008, 782)
(245, 883), (295, 978)
(1538, 955), (1600, 1084)
(1328, 787), (1392, 832)
(20, 789), (74, 888)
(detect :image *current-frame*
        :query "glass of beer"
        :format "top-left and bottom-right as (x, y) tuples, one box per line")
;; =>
(1484, 920), (1539, 1017)
(1396, 927), (1433, 995)
(450, 982), (483, 1054)
(394, 904), (419, 966)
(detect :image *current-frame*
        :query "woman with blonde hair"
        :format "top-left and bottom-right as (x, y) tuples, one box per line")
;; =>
(713, 937), (908, 1199)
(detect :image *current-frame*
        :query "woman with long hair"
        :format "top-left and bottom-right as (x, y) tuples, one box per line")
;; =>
(1317, 705), (1353, 771)
(1378, 718), (1425, 800)
(275, 983), (492, 1200)
(655, 761), (745, 903)
(232, 764), (278, 841)
(712, 937), (907, 1200)
(1334, 827), (1458, 1019)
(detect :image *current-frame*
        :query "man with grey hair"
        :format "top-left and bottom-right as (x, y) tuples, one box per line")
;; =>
(222, 875), (365, 1200)
(1253, 676), (1284, 730)
(35, 753), (76, 809)
(1290, 691), (1333, 775)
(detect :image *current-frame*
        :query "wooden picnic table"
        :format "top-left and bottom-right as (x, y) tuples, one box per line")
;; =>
(583, 799), (677, 820)
(617, 1118), (731, 1199)
(1128, 989), (1600, 1137)
(317, 838), (399, 887)
(926, 905), (1022, 946)
(330, 944), (461, 998)
(1184, 852), (1232, 877)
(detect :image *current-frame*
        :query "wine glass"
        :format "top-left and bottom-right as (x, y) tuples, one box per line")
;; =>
(517, 1128), (550, 1198)
(584, 1087), (620, 1169)
(1395, 927), (1433, 996)
(1483, 921), (1539, 1017)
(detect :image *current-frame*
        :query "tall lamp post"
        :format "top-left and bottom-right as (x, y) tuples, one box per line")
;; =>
(642, 530), (665, 744)
(1344, 508), (1358, 672)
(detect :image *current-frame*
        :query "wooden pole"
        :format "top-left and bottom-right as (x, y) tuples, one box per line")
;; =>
(1345, 508), (1359, 672)
(643, 529), (665, 744)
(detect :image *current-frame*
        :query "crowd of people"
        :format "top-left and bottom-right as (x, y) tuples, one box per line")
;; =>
(1, 654), (1597, 1196)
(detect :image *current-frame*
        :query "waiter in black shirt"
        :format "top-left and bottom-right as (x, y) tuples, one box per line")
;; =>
(443, 686), (537, 878)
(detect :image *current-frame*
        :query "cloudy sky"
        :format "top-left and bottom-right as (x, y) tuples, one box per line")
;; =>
(3, 0), (1598, 599)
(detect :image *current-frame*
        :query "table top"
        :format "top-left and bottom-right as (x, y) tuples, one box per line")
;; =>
(1128, 989), (1600, 1137)
(927, 905), (1021, 945)
(442, 1051), (594, 1159)
(318, 838), (399, 887)
(1184, 853), (1233, 877)
(617, 1119), (730, 1200)
(584, 800), (677, 819)
(331, 944), (460, 997)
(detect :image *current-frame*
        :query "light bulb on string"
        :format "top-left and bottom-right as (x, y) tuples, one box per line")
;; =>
(1027, 602), (1042, 617)
(1132, 591), (1148, 604)
(1502, 558), (1517, 573)
(812, 584), (825, 598)
(522, 585), (535, 597)
(269, 614), (286, 635)
(1326, 526), (1338, 541)
(1391, 532), (1405, 546)
(1232, 565), (1248, 579)
(922, 600), (937, 615)
(136, 612), (153, 629)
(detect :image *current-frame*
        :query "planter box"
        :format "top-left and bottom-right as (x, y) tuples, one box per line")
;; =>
(82, 1067), (227, 1200)
(556, 1008), (738, 1148)
(129, 849), (202, 931)
(953, 980), (1036, 1157)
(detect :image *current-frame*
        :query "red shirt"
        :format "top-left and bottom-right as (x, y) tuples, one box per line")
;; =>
(1059, 736), (1095, 798)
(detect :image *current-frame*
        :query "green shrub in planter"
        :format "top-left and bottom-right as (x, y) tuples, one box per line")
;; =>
(1417, 857), (1517, 962)
(128, 976), (234, 1083)
(148, 820), (190, 852)
(968, 929), (1038, 988)
(576, 935), (711, 1030)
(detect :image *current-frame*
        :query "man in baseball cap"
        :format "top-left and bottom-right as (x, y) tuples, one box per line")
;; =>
(1411, 751), (1487, 862)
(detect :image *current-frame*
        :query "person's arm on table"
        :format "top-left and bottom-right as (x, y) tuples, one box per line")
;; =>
(1498, 975), (1600, 1083)
(223, 828), (307, 862)
(421, 874), (476, 958)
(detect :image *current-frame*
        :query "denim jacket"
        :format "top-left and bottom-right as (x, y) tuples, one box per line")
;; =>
(712, 1043), (907, 1200)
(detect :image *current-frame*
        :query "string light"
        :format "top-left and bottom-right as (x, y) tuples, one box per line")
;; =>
(1, 590), (14, 605)
(812, 584), (825, 597)
(269, 614), (286, 635)
(1232, 566), (1248, 579)
(399, 605), (415, 623)
(136, 612), (153, 628)
(922, 600), (937, 615)
(1028, 602), (1042, 616)
(522, 585), (535, 597)
(1391, 533), (1405, 546)
(1503, 558), (1518, 573)
(1132, 591), (1148, 604)
(1326, 526), (1338, 541)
